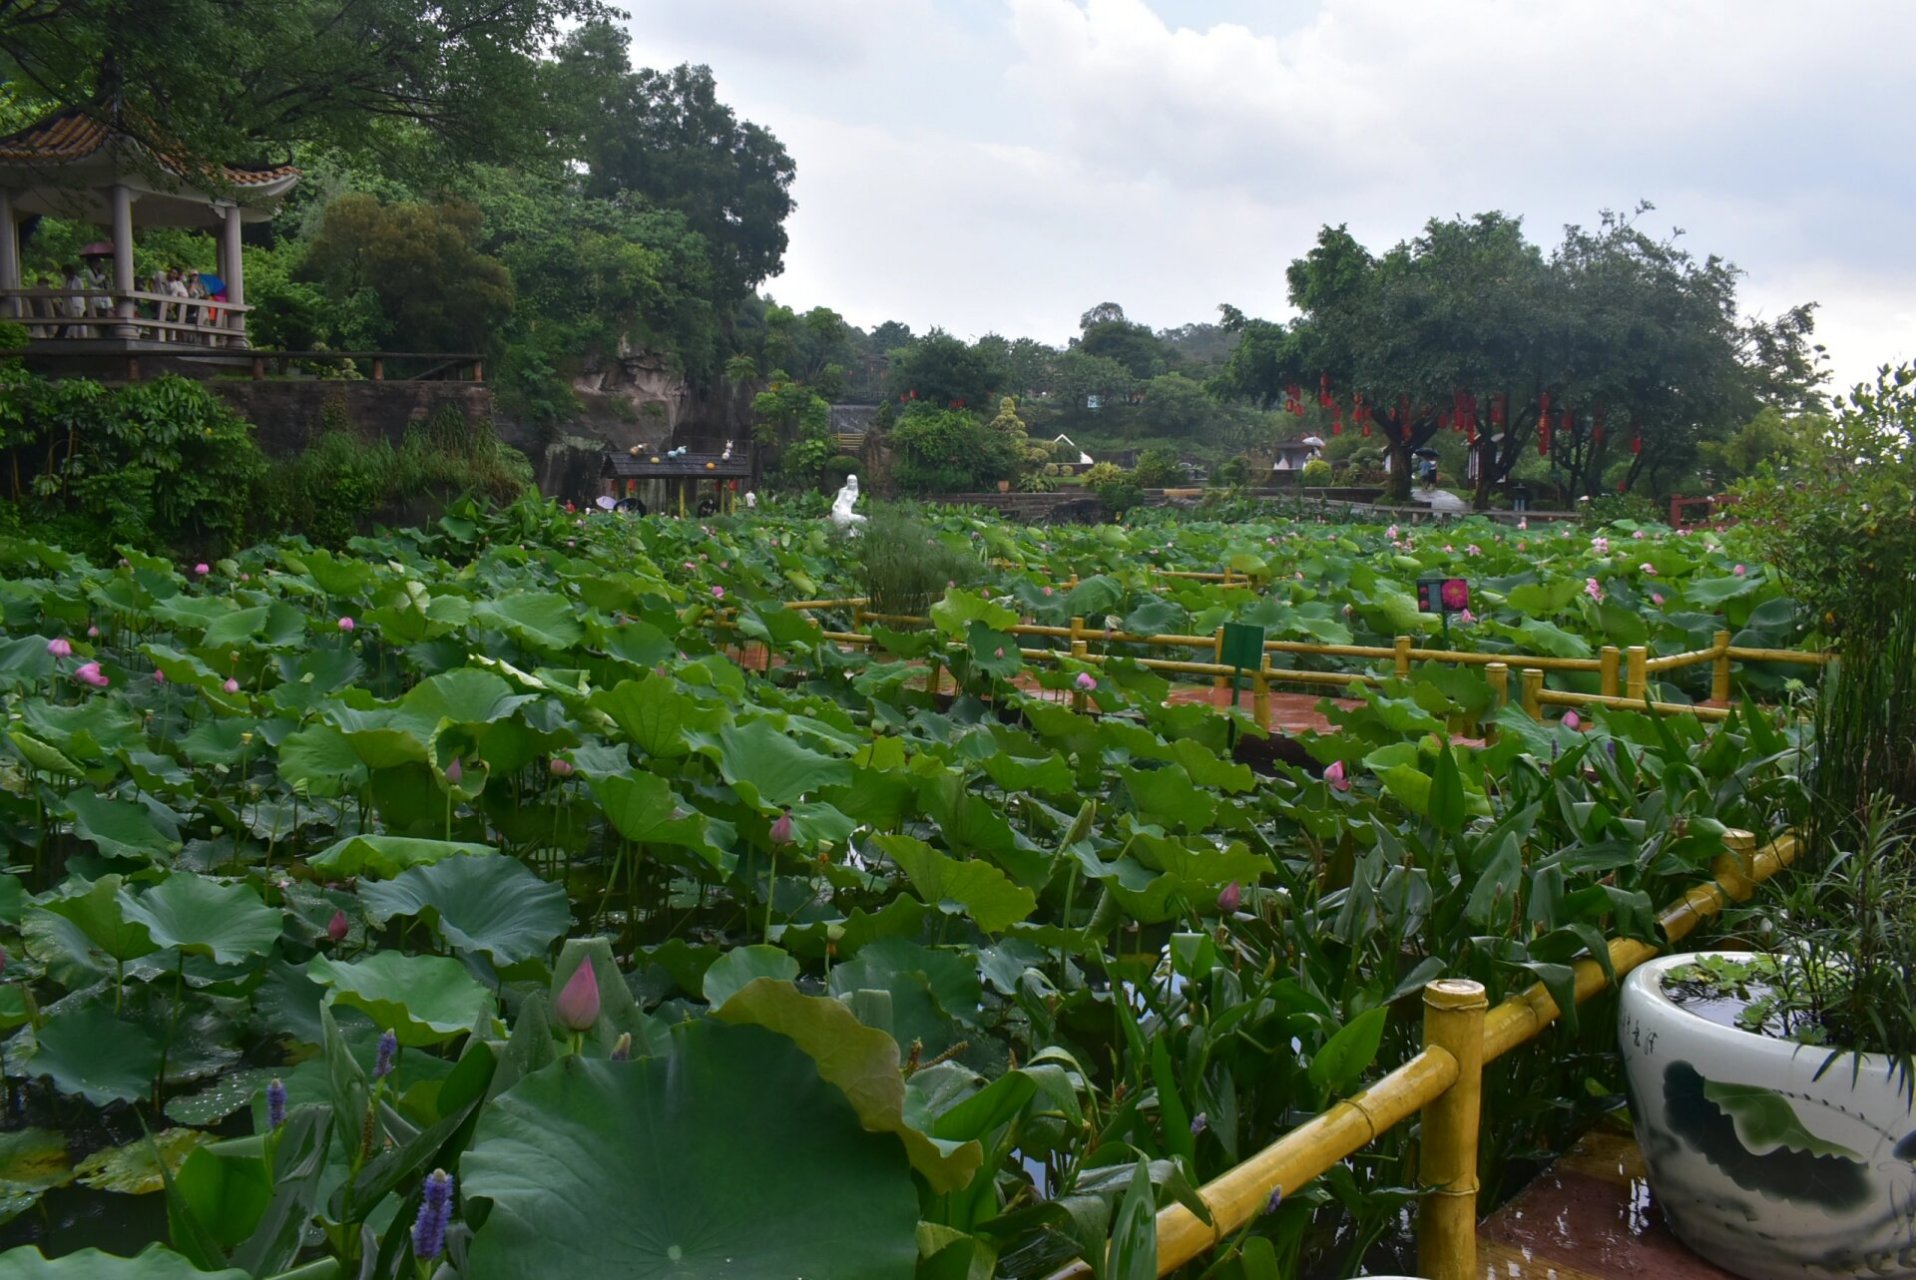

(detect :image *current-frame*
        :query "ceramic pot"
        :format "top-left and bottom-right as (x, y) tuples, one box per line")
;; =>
(1619, 950), (1916, 1279)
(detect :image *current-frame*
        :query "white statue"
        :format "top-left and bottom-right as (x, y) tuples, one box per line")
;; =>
(830, 474), (866, 530)
(744, 491), (757, 509)
(721, 440), (734, 461)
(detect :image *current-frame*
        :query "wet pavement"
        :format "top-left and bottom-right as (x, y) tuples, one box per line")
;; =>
(1476, 1129), (1738, 1280)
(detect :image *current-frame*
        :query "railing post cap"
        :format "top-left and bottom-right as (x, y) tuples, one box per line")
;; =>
(1422, 978), (1488, 1010)
(1722, 828), (1756, 852)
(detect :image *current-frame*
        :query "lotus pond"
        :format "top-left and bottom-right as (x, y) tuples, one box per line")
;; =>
(0, 501), (1809, 1278)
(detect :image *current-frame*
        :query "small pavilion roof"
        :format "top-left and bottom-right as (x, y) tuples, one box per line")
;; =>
(602, 451), (751, 479)
(0, 107), (299, 227)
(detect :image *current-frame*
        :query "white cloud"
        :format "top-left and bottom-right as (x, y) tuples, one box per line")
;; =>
(617, 0), (1916, 389)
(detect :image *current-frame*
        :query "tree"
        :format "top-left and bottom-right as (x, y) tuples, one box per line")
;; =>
(558, 25), (795, 304)
(751, 372), (833, 488)
(296, 195), (513, 354)
(884, 329), (1004, 411)
(1075, 301), (1175, 381)
(0, 0), (605, 170)
(890, 405), (1014, 494)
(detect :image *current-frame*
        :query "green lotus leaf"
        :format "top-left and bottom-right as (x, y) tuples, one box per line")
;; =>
(0, 1246), (247, 1279)
(307, 951), (497, 1046)
(473, 591), (586, 653)
(0, 1129), (75, 1227)
(699, 944), (799, 1007)
(32, 875), (157, 962)
(307, 834), (494, 879)
(123, 873), (281, 964)
(27, 1002), (164, 1105)
(62, 791), (181, 862)
(275, 722), (368, 797)
(461, 1022), (920, 1280)
(870, 833), (1035, 933)
(717, 719), (853, 809)
(590, 676), (713, 758)
(359, 855), (570, 966)
(73, 1127), (212, 1194)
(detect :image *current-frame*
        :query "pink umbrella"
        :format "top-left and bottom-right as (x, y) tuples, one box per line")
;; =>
(78, 242), (114, 257)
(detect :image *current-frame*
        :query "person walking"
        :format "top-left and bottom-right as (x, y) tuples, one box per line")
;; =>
(59, 264), (86, 338)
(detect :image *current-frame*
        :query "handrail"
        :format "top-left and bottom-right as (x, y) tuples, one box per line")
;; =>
(728, 594), (1821, 725)
(1042, 830), (1799, 1280)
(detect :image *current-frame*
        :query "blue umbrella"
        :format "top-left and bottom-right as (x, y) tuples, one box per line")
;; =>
(196, 273), (226, 295)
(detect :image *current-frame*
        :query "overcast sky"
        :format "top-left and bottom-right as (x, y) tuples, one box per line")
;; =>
(619, 0), (1916, 393)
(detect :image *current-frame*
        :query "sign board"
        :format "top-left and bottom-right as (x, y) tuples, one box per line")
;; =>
(1416, 576), (1471, 615)
(1219, 622), (1266, 671)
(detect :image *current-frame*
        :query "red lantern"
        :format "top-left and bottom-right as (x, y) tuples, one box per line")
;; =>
(1539, 414), (1552, 457)
(1492, 394), (1507, 428)
(1362, 421), (1372, 438)
(1332, 407), (1344, 435)
(1318, 372), (1333, 409)
(1630, 414), (1643, 455)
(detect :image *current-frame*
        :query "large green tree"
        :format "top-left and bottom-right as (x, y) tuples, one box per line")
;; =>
(556, 23), (795, 305)
(0, 0), (603, 168)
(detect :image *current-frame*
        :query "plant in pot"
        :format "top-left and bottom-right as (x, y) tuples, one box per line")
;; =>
(1618, 803), (1916, 1280)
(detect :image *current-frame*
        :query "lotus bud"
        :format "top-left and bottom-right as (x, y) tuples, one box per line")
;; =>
(266, 1078), (287, 1129)
(1217, 882), (1242, 914)
(554, 961), (601, 1032)
(374, 1029), (398, 1079)
(223, 678), (240, 694)
(769, 810), (794, 845)
(611, 1032), (632, 1062)
(327, 909), (349, 944)
(46, 637), (71, 658)
(1562, 711), (1582, 731)
(444, 758), (463, 785)
(337, 616), (355, 631)
(193, 563), (210, 576)
(152, 669), (165, 684)
(411, 1168), (455, 1262)
(549, 757), (574, 778)
(1324, 760), (1350, 792)
(710, 585), (725, 600)
(1074, 672), (1096, 692)
(86, 625), (100, 638)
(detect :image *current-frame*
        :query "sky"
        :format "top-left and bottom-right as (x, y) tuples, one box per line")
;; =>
(617, 0), (1916, 393)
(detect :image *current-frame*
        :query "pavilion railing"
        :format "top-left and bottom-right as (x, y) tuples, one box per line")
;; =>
(1, 285), (250, 346)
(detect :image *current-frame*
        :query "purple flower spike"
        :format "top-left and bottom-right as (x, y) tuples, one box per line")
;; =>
(412, 1168), (455, 1261)
(1189, 1112), (1209, 1136)
(375, 1029), (398, 1079)
(266, 1078), (287, 1129)
(1264, 1187), (1283, 1215)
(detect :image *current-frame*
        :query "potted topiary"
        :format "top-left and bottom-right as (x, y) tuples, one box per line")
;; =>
(1618, 807), (1916, 1280)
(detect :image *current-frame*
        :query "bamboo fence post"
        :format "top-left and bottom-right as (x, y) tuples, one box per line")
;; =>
(1712, 630), (1733, 703)
(1394, 635), (1413, 679)
(1520, 668), (1543, 718)
(1599, 645), (1620, 698)
(1626, 645), (1649, 701)
(1485, 662), (1508, 745)
(1213, 626), (1228, 695)
(1071, 616), (1089, 713)
(1254, 655), (1272, 733)
(1418, 979), (1488, 1280)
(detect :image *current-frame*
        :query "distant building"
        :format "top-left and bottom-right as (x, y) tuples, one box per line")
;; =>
(1271, 438), (1324, 472)
(830, 404), (879, 456)
(1050, 433), (1095, 472)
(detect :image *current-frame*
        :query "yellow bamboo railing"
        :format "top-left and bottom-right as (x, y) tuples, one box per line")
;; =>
(714, 596), (1823, 728)
(1041, 829), (1797, 1280)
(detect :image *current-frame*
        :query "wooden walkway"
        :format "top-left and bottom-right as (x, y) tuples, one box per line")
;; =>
(1477, 1128), (1736, 1280)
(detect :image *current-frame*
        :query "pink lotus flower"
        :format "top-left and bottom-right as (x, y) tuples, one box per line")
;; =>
(1517, 518), (1529, 531)
(1591, 537), (1609, 555)
(1465, 544), (1482, 556)
(1640, 563), (1657, 576)
(1632, 530), (1646, 540)
(1651, 592), (1665, 606)
(327, 910), (349, 944)
(1325, 760), (1350, 792)
(86, 625), (99, 638)
(193, 563), (210, 576)
(1386, 525), (1399, 540)
(1042, 586), (1052, 596)
(770, 810), (794, 844)
(444, 758), (464, 784)
(46, 637), (71, 658)
(151, 669), (165, 684)
(74, 662), (109, 688)
(1584, 578), (1604, 603)
(1562, 711), (1582, 731)
(1217, 882), (1242, 913)
(1458, 608), (1476, 624)
(1074, 672), (1096, 692)
(994, 647), (1005, 659)
(1732, 564), (1747, 577)
(554, 962), (601, 1031)
(222, 678), (240, 693)
(1443, 544), (1454, 554)
(337, 616), (355, 632)
(710, 585), (725, 600)
(549, 758), (574, 778)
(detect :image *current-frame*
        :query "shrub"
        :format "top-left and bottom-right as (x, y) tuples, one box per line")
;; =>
(1300, 458), (1332, 485)
(860, 506), (981, 617)
(1081, 461), (1126, 489)
(1131, 447), (1187, 487)
(889, 407), (1013, 494)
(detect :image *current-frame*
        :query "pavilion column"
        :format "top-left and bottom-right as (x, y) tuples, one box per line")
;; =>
(0, 188), (19, 318)
(110, 184), (137, 338)
(221, 204), (248, 348)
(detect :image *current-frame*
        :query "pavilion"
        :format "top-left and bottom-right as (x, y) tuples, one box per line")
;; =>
(0, 104), (300, 353)
(601, 449), (754, 516)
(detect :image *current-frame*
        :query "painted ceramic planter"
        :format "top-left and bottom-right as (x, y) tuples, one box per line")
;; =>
(1619, 951), (1916, 1279)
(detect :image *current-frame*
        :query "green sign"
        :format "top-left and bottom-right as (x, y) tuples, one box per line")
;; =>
(1219, 622), (1266, 671)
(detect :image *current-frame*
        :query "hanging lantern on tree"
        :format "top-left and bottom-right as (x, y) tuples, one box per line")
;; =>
(1593, 406), (1606, 446)
(1491, 394), (1507, 428)
(1318, 372), (1333, 409)
(1331, 405), (1344, 435)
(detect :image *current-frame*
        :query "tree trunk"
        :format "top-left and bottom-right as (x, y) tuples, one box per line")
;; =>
(1386, 439), (1412, 502)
